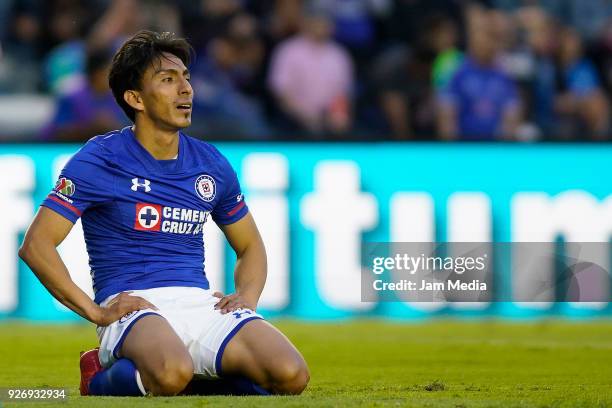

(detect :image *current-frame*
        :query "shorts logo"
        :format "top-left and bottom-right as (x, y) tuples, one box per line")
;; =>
(134, 203), (162, 231)
(119, 311), (137, 323)
(232, 309), (252, 319)
(195, 175), (216, 202)
(54, 177), (75, 196)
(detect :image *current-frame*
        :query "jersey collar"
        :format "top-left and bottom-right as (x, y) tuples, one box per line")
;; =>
(122, 126), (186, 174)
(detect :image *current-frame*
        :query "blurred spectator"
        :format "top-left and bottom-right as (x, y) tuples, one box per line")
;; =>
(224, 13), (267, 96)
(189, 13), (270, 139)
(384, 0), (466, 48)
(492, 0), (612, 40)
(88, 0), (180, 55)
(43, 0), (180, 95)
(40, 48), (128, 141)
(310, 0), (391, 65)
(180, 0), (242, 54)
(87, 0), (144, 52)
(492, 9), (544, 141)
(562, 0), (612, 41)
(42, 0), (92, 96)
(494, 10), (532, 82)
(0, 0), (43, 93)
(1, 0), (612, 141)
(554, 27), (609, 140)
(372, 14), (462, 140)
(0, 0), (15, 43)
(437, 9), (521, 140)
(430, 15), (464, 91)
(268, 8), (354, 137)
(593, 18), (612, 96)
(496, 0), (612, 41)
(372, 47), (436, 140)
(515, 5), (557, 138)
(261, 0), (304, 44)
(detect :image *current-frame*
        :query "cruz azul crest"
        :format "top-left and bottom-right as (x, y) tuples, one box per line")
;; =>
(195, 175), (216, 202)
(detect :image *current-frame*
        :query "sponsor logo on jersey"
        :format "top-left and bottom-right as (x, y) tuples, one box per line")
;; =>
(134, 202), (209, 235)
(55, 177), (75, 196)
(195, 175), (216, 202)
(131, 178), (151, 192)
(134, 203), (162, 231)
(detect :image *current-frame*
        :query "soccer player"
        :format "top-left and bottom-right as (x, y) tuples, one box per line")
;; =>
(18, 30), (309, 397)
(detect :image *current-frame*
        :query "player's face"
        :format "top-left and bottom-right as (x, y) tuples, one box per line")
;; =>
(139, 52), (193, 131)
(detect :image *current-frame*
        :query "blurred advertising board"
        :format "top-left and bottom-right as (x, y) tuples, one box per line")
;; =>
(0, 143), (610, 321)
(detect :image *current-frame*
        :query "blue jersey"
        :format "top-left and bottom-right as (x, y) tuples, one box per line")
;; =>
(41, 126), (248, 304)
(565, 59), (601, 98)
(440, 57), (519, 140)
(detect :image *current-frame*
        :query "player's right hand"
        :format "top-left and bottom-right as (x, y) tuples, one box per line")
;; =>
(93, 292), (158, 326)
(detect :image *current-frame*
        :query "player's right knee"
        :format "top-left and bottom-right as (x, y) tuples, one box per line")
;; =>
(149, 358), (194, 396)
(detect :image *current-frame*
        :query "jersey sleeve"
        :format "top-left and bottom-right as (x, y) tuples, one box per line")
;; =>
(41, 144), (114, 223)
(211, 167), (249, 226)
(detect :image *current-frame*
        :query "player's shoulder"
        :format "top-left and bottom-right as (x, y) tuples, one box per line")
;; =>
(65, 128), (126, 173)
(76, 128), (125, 158)
(181, 132), (233, 170)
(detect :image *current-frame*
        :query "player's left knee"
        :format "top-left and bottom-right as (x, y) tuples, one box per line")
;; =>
(271, 356), (310, 395)
(149, 357), (194, 396)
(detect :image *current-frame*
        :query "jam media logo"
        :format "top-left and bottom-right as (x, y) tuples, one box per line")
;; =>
(134, 203), (162, 231)
(195, 175), (216, 202)
(54, 177), (75, 196)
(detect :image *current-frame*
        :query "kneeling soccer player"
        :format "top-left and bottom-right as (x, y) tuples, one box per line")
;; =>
(19, 30), (309, 397)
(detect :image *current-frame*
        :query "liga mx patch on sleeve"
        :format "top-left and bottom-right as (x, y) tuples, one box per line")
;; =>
(55, 177), (75, 196)
(134, 203), (162, 231)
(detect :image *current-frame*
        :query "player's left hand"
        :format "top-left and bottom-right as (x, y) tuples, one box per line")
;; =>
(213, 291), (255, 314)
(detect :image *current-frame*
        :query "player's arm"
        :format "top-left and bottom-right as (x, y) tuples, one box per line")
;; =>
(437, 101), (457, 141)
(500, 104), (521, 140)
(19, 207), (156, 325)
(215, 212), (267, 313)
(500, 82), (522, 141)
(436, 73), (460, 141)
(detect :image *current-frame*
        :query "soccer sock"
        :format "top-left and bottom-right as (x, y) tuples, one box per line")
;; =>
(88, 358), (146, 396)
(185, 376), (270, 396)
(226, 377), (270, 396)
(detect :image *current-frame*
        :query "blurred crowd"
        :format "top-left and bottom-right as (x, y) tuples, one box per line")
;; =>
(1, 0), (612, 141)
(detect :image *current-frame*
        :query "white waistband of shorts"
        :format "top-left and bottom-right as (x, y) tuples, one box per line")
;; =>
(99, 286), (211, 306)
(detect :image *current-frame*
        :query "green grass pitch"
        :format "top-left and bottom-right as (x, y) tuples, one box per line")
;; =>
(1, 320), (611, 407)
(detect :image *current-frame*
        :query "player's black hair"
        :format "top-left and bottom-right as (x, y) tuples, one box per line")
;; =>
(109, 30), (194, 122)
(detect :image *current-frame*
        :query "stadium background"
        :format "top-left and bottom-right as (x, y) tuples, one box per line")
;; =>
(1, 0), (611, 406)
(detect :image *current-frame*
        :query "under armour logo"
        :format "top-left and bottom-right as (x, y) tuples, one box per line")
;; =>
(233, 310), (252, 319)
(119, 311), (136, 323)
(131, 178), (151, 192)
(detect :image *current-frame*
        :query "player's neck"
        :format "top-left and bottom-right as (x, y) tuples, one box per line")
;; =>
(132, 122), (179, 160)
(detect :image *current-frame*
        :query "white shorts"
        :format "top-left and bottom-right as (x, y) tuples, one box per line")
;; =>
(95, 286), (263, 378)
